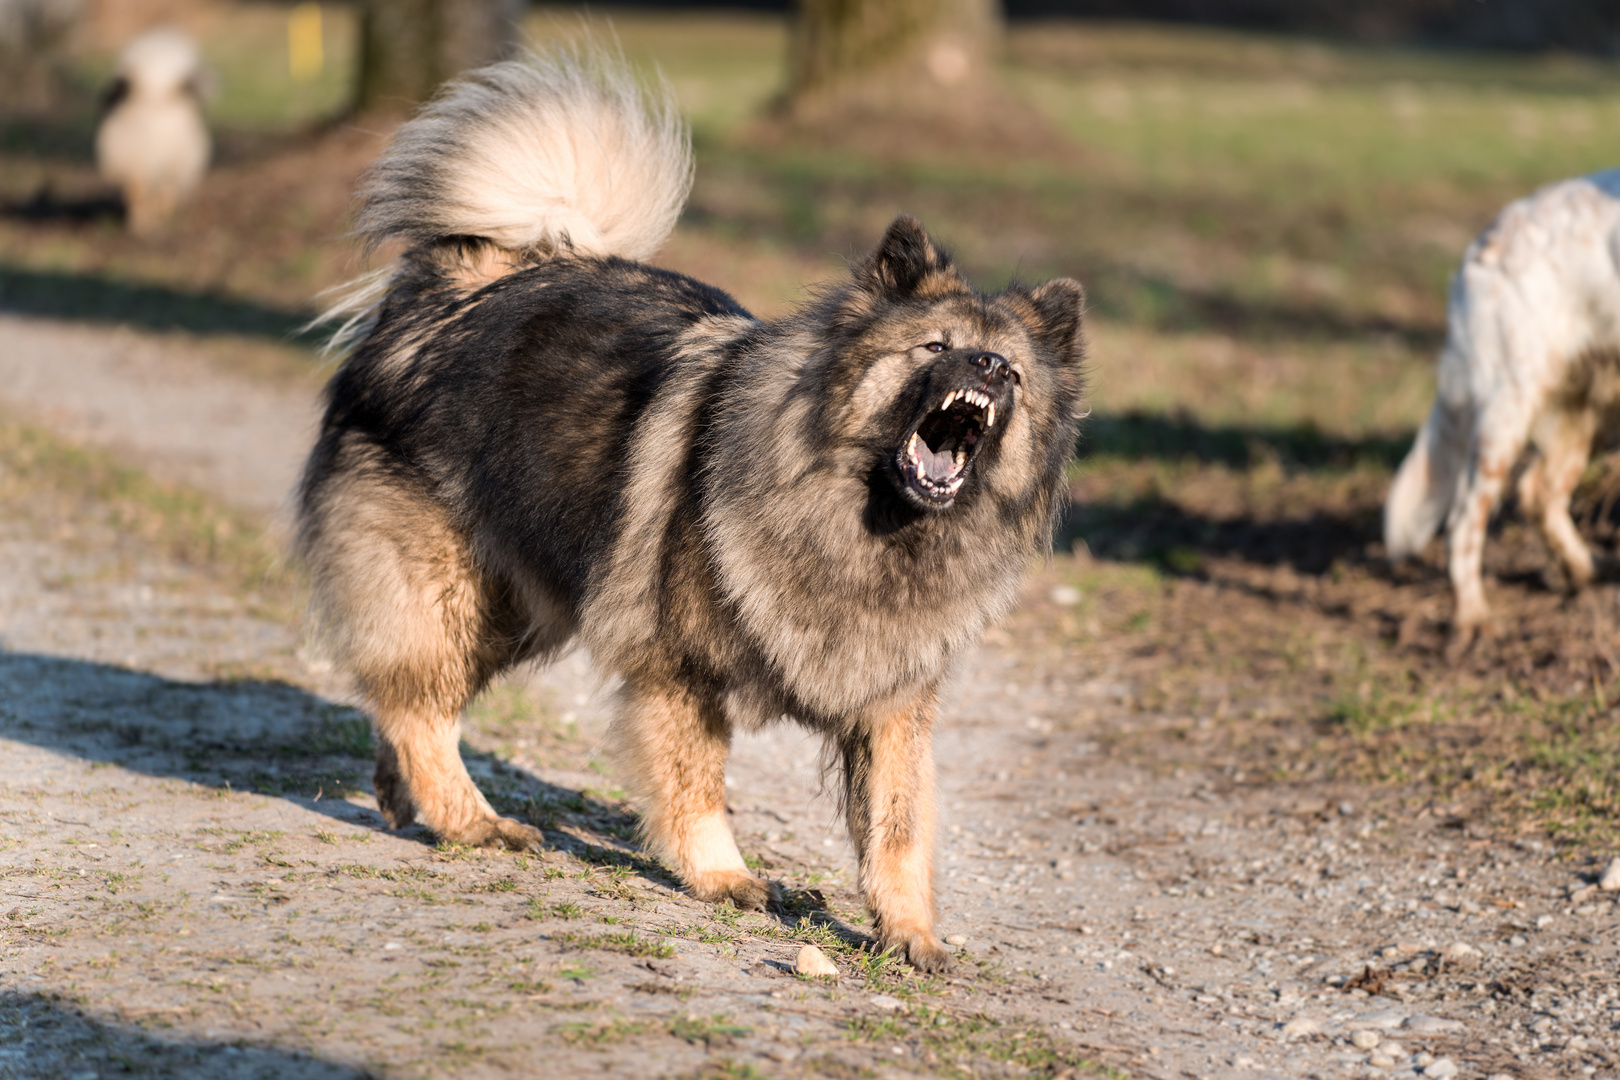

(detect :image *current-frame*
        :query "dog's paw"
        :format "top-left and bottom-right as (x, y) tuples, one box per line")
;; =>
(451, 816), (543, 852)
(892, 932), (952, 974)
(688, 870), (779, 912)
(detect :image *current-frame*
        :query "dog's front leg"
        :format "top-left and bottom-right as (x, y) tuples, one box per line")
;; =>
(616, 677), (777, 911)
(841, 685), (949, 973)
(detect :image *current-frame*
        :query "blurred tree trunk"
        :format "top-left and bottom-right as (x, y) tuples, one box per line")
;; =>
(355, 0), (520, 112)
(786, 0), (1001, 113)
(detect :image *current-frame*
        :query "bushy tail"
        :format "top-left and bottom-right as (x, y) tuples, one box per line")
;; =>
(318, 46), (692, 350)
(355, 45), (692, 261)
(1384, 393), (1471, 559)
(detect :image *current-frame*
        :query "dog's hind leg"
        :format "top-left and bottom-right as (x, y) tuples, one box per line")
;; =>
(1447, 398), (1536, 638)
(615, 677), (776, 911)
(300, 450), (542, 851)
(1521, 405), (1598, 590)
(839, 685), (949, 973)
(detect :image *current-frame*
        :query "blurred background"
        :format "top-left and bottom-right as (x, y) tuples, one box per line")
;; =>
(3, 0), (1620, 835)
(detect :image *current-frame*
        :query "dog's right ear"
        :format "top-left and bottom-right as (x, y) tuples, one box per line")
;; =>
(853, 215), (956, 298)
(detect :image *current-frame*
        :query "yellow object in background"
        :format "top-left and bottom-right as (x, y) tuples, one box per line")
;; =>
(288, 2), (323, 82)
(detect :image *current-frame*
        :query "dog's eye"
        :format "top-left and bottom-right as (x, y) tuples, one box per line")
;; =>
(922, 342), (947, 353)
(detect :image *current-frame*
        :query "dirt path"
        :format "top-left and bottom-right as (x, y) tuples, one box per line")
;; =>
(1, 313), (1615, 1080)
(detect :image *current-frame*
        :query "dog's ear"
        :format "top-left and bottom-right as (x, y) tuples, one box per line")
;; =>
(854, 215), (954, 297)
(1027, 278), (1086, 365)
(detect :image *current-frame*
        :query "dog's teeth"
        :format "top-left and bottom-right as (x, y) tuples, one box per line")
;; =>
(954, 450), (965, 471)
(986, 403), (996, 428)
(944, 391), (958, 409)
(907, 432), (920, 461)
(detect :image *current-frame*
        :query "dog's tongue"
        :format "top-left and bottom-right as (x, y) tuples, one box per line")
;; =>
(917, 443), (956, 481)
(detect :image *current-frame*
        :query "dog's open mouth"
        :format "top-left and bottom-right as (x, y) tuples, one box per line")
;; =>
(897, 388), (998, 506)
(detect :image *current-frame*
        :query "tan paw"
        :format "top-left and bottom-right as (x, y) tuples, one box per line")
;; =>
(687, 869), (779, 912)
(447, 816), (543, 852)
(889, 932), (952, 974)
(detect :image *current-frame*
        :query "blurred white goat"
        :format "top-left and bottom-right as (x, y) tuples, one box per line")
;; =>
(1385, 170), (1620, 637)
(95, 28), (210, 236)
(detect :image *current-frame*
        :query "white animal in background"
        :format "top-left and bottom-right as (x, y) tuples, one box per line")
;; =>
(1385, 171), (1620, 637)
(95, 28), (210, 236)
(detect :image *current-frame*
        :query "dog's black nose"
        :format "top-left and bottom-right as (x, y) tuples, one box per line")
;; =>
(970, 351), (1012, 383)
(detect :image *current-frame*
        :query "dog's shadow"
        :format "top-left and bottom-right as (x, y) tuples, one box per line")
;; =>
(0, 650), (861, 939)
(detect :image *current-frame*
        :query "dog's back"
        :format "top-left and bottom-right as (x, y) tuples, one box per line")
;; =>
(1385, 171), (1620, 631)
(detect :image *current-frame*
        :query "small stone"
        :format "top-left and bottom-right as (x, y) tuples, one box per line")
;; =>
(1281, 1017), (1320, 1039)
(1367, 1053), (1395, 1069)
(1508, 934), (1527, 947)
(1350, 1030), (1381, 1050)
(1422, 1059), (1458, 1079)
(1403, 1015), (1464, 1036)
(1599, 857), (1620, 891)
(1413, 1051), (1434, 1067)
(1356, 1007), (1408, 1030)
(944, 934), (968, 946)
(793, 944), (838, 979)
(1379, 1041), (1406, 1060)
(869, 993), (904, 1012)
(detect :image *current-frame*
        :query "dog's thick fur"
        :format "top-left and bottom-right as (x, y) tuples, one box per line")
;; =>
(1385, 171), (1620, 635)
(95, 28), (210, 237)
(297, 49), (1086, 970)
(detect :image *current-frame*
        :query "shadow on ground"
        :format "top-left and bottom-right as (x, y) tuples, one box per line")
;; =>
(1079, 409), (1412, 471)
(0, 991), (366, 1079)
(0, 651), (649, 866)
(0, 265), (314, 340)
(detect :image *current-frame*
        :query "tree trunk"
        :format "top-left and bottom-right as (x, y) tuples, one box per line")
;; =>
(786, 0), (1001, 112)
(355, 0), (521, 113)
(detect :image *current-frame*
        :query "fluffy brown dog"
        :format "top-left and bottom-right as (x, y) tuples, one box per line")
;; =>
(297, 49), (1086, 970)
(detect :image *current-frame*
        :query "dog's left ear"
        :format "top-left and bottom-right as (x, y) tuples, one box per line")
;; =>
(855, 215), (953, 297)
(1027, 278), (1086, 365)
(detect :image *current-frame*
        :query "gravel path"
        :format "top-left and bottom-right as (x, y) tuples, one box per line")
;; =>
(1, 313), (1616, 1080)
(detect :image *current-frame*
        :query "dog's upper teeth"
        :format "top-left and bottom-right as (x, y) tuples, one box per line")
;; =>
(907, 432), (920, 462)
(943, 391), (958, 409)
(954, 450), (965, 470)
(986, 403), (996, 428)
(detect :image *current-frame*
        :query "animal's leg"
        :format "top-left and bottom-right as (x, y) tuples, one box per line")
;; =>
(372, 705), (538, 850)
(1448, 405), (1535, 636)
(616, 678), (775, 910)
(1521, 407), (1598, 589)
(840, 686), (949, 973)
(299, 445), (541, 851)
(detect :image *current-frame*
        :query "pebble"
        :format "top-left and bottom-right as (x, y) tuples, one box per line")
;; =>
(869, 993), (904, 1012)
(1050, 585), (1081, 606)
(1350, 1030), (1381, 1050)
(793, 944), (838, 979)
(1367, 1053), (1395, 1069)
(1380, 1041), (1407, 1059)
(1600, 857), (1620, 891)
(1441, 942), (1479, 961)
(1421, 1058), (1458, 1079)
(1356, 1007), (1408, 1029)
(1404, 1015), (1464, 1036)
(944, 934), (968, 946)
(1281, 1017), (1320, 1039)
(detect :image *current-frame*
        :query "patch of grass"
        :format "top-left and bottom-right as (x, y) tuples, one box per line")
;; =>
(667, 1013), (753, 1047)
(0, 418), (292, 603)
(551, 931), (675, 959)
(846, 1005), (1117, 1080)
(556, 1015), (652, 1047)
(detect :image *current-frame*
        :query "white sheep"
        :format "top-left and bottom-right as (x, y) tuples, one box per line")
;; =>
(95, 28), (210, 236)
(1385, 170), (1620, 638)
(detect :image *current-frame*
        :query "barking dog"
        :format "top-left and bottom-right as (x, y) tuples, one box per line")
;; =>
(96, 28), (210, 236)
(1386, 171), (1620, 636)
(296, 50), (1086, 970)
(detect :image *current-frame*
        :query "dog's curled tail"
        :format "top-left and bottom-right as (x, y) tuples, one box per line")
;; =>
(1384, 388), (1471, 561)
(355, 46), (692, 265)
